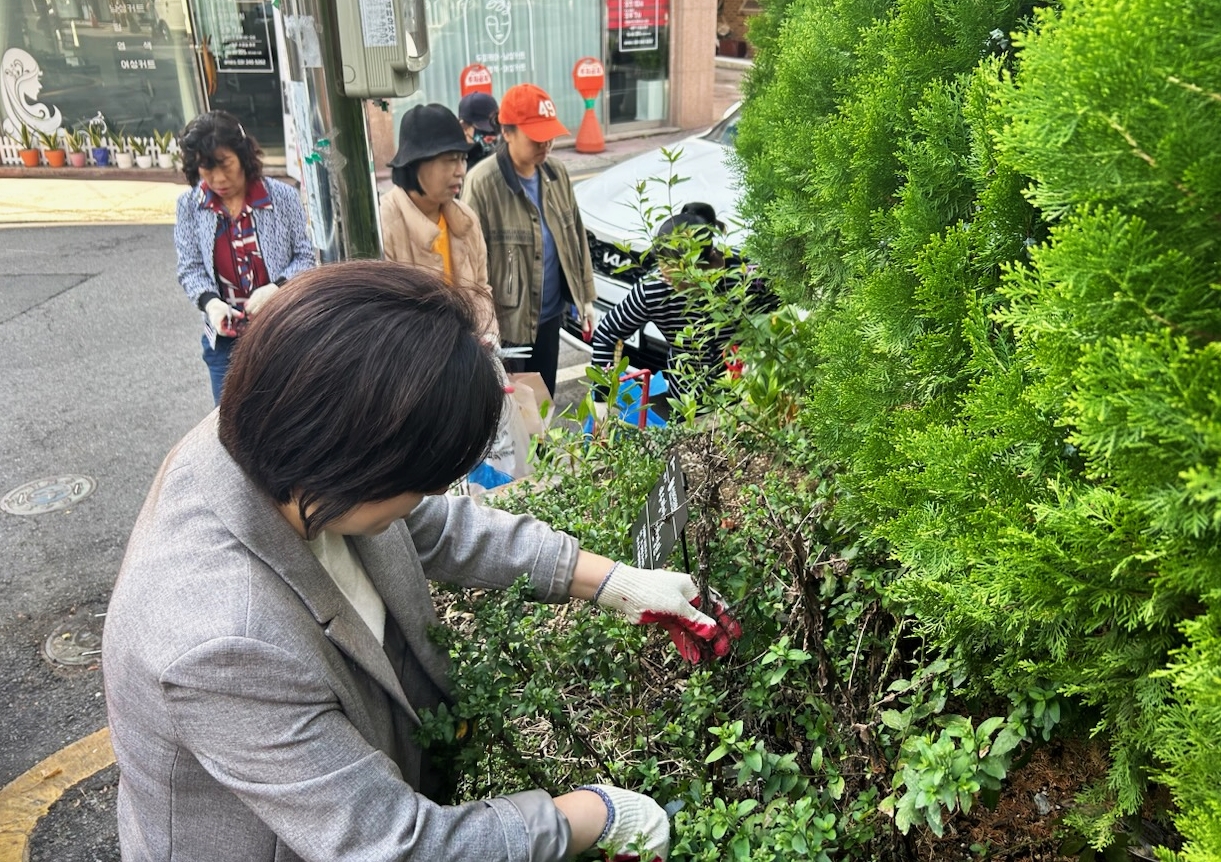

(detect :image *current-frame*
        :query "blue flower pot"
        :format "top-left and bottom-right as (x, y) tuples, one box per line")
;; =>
(91, 147), (110, 167)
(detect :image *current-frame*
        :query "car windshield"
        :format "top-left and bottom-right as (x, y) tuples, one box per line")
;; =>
(701, 107), (740, 147)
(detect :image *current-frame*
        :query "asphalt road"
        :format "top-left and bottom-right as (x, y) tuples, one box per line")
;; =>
(0, 224), (592, 859)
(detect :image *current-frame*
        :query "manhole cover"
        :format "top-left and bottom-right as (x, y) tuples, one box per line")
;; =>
(1, 475), (97, 515)
(43, 620), (104, 667)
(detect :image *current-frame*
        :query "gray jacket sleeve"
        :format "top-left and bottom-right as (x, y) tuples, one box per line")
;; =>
(160, 636), (573, 861)
(405, 495), (579, 602)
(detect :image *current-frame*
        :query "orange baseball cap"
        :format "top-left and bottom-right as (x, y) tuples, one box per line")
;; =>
(498, 83), (569, 142)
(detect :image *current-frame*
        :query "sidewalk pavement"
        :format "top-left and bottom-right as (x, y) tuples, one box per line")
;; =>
(0, 175), (185, 225)
(0, 62), (747, 227)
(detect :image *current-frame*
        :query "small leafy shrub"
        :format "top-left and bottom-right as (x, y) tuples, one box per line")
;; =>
(420, 416), (933, 859)
(881, 714), (1022, 837)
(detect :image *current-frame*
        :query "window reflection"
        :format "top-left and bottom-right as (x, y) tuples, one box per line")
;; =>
(0, 0), (202, 139)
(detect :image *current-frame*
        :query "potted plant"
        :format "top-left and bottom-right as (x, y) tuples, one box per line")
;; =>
(36, 128), (67, 167)
(153, 129), (176, 169)
(14, 123), (41, 167)
(113, 131), (134, 169)
(85, 123), (110, 166)
(130, 135), (153, 168)
(65, 129), (88, 167)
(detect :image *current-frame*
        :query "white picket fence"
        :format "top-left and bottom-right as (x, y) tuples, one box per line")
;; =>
(0, 132), (176, 167)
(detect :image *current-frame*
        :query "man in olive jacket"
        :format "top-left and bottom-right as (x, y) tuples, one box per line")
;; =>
(462, 83), (597, 395)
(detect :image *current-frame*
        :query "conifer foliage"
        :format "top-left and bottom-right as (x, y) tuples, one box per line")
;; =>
(737, 0), (1221, 856)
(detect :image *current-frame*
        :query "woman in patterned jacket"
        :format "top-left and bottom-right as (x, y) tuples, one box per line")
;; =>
(173, 110), (315, 404)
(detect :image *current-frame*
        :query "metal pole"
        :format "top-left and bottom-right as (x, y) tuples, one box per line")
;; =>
(278, 0), (379, 262)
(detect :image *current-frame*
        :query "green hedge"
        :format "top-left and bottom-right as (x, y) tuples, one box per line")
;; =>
(737, 0), (1221, 855)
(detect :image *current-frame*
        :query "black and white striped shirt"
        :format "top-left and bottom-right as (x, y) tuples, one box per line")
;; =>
(590, 271), (734, 396)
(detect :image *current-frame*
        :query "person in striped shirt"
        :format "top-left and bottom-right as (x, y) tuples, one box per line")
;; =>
(589, 203), (765, 407)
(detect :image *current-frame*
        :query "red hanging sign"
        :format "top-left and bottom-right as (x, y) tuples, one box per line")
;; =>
(459, 63), (493, 96)
(607, 0), (669, 30)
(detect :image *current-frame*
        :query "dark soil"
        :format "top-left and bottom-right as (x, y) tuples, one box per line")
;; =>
(919, 738), (1111, 860)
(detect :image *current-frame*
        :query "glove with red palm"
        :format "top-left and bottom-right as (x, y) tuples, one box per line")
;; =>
(592, 563), (742, 662)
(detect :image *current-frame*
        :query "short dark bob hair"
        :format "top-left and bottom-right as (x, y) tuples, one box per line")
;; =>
(180, 110), (264, 188)
(390, 162), (423, 195)
(218, 260), (504, 538)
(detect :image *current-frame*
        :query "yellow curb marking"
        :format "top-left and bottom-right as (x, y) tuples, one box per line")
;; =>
(0, 727), (114, 862)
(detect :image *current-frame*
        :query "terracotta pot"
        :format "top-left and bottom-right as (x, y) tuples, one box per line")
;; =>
(44, 148), (66, 167)
(68, 151), (87, 167)
(18, 148), (40, 167)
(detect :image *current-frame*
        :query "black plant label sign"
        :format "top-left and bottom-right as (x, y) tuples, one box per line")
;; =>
(631, 452), (689, 570)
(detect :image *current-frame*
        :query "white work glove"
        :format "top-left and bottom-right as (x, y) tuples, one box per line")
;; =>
(581, 301), (597, 340)
(204, 297), (244, 337)
(592, 563), (742, 662)
(243, 283), (279, 317)
(580, 784), (670, 861)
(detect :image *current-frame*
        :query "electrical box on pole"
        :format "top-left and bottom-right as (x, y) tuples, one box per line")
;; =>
(334, 0), (429, 98)
(278, 0), (430, 262)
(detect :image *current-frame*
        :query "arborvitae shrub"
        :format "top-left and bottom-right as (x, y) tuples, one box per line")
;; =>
(738, 0), (1221, 854)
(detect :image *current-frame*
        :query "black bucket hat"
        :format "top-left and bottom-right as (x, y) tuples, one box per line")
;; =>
(388, 104), (470, 168)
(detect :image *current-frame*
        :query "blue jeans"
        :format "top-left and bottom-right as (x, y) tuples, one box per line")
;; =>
(201, 334), (236, 406)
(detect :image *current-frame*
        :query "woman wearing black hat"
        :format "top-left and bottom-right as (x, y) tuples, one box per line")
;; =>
(379, 103), (497, 337)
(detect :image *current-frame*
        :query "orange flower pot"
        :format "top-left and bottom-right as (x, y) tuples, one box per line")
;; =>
(44, 148), (66, 167)
(18, 148), (40, 167)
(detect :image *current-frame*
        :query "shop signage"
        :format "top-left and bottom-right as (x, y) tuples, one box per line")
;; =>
(464, 0), (535, 76)
(630, 453), (689, 570)
(113, 38), (158, 75)
(216, 1), (274, 73)
(1, 48), (62, 135)
(572, 56), (605, 154)
(609, 0), (668, 53)
(572, 57), (605, 96)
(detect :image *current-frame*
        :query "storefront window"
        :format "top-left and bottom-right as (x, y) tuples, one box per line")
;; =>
(190, 0), (284, 150)
(0, 0), (203, 141)
(389, 0), (614, 145)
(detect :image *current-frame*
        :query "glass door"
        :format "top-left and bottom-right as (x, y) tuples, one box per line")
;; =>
(605, 0), (669, 127)
(189, 0), (283, 154)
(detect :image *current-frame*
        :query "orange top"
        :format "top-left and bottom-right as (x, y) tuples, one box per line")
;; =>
(432, 213), (453, 281)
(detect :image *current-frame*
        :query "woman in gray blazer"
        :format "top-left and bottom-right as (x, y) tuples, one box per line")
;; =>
(103, 260), (740, 862)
